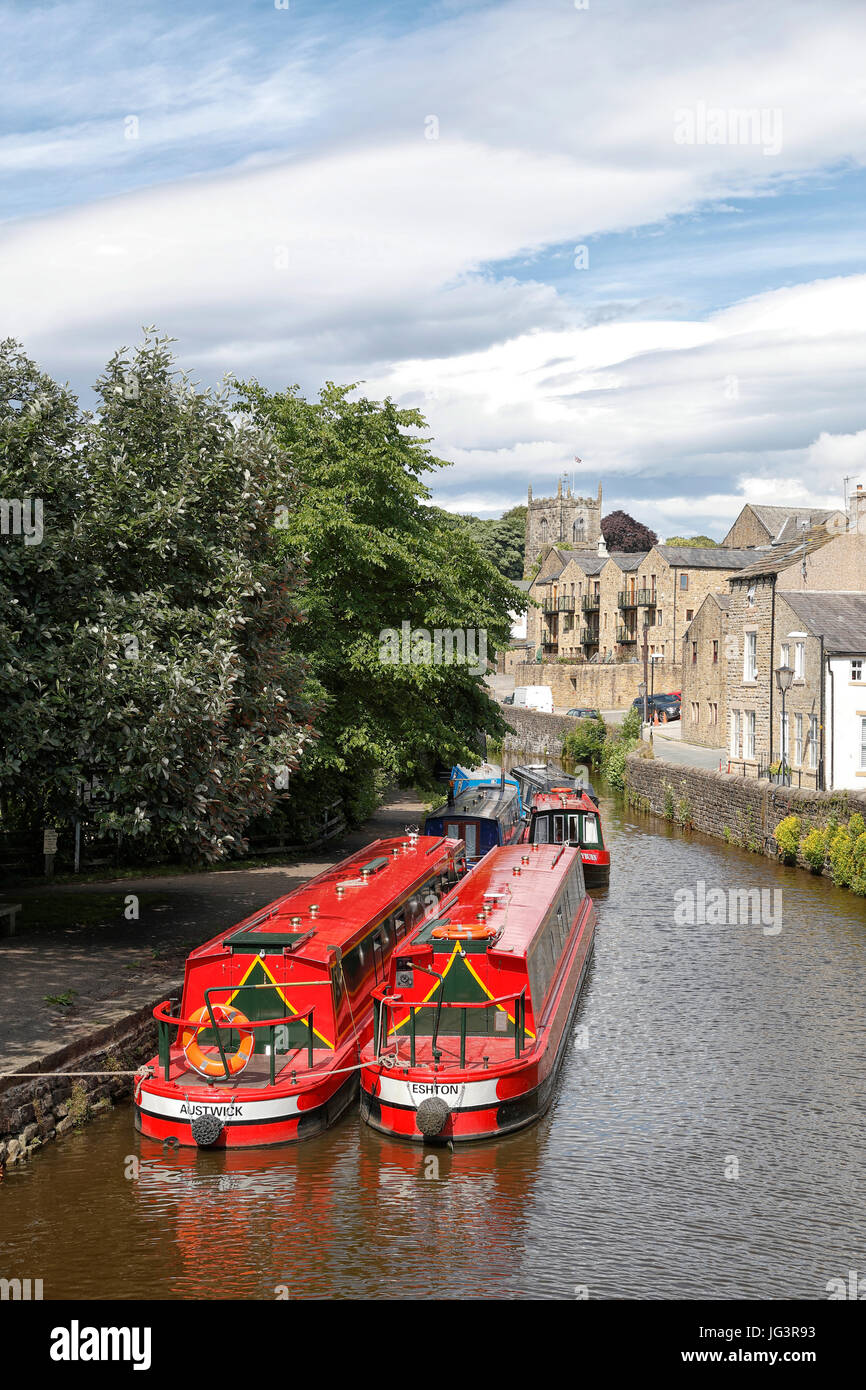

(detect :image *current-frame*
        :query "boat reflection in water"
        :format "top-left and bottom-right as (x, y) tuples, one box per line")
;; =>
(134, 1121), (548, 1298)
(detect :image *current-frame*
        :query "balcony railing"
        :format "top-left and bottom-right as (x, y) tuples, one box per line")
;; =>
(580, 628), (599, 645)
(581, 593), (600, 611)
(557, 595), (575, 612)
(616, 626), (637, 643)
(618, 591), (638, 609)
(637, 588), (656, 606)
(541, 596), (558, 613)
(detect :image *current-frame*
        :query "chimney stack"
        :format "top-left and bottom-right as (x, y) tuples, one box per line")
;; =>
(849, 483), (866, 535)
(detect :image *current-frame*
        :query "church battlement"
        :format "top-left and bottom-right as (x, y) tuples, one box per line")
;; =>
(524, 479), (602, 574)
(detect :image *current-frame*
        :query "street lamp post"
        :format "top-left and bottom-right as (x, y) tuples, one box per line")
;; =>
(638, 680), (647, 725)
(775, 664), (794, 785)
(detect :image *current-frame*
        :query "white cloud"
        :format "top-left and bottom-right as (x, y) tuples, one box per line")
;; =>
(2, 0), (866, 539)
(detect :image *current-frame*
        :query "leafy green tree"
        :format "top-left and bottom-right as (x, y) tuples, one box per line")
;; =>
(0, 334), (311, 862)
(236, 380), (517, 820)
(664, 535), (719, 547)
(457, 505), (527, 579)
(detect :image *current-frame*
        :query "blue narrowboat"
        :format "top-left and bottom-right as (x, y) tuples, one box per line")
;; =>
(424, 781), (523, 865)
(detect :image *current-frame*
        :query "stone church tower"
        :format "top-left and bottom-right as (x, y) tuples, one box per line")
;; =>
(523, 479), (603, 574)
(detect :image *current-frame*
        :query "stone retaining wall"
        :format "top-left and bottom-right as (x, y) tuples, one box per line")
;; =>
(510, 659), (681, 709)
(500, 705), (578, 758)
(0, 985), (180, 1168)
(624, 754), (866, 855)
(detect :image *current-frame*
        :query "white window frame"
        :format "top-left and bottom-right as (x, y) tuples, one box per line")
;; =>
(744, 631), (757, 682)
(808, 716), (819, 770)
(861, 718), (866, 771)
(794, 713), (803, 765)
(730, 710), (741, 758)
(852, 659), (863, 683)
(744, 710), (756, 760)
(794, 641), (805, 680)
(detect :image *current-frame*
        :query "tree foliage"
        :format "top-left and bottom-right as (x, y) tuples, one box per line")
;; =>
(236, 380), (517, 815)
(455, 505), (527, 579)
(601, 509), (658, 552)
(664, 534), (719, 547)
(0, 334), (311, 862)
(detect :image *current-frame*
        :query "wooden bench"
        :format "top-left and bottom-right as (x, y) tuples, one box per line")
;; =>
(0, 903), (22, 937)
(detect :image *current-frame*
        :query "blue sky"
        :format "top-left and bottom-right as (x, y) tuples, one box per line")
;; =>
(2, 0), (865, 538)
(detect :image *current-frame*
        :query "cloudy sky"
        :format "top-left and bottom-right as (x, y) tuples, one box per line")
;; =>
(2, 0), (865, 537)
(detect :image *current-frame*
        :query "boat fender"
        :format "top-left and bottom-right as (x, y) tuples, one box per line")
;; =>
(416, 1096), (450, 1137)
(191, 1113), (224, 1147)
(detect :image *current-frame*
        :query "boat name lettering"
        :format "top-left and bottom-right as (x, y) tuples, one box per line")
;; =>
(179, 1103), (243, 1118)
(410, 1083), (459, 1096)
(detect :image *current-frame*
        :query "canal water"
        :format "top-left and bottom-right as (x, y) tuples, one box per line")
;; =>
(2, 788), (865, 1300)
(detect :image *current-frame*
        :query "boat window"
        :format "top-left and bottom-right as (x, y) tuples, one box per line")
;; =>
(553, 814), (565, 844)
(532, 815), (549, 844)
(582, 815), (600, 846)
(567, 814), (580, 842)
(463, 823), (478, 858)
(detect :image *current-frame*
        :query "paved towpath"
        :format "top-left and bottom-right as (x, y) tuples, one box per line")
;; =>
(0, 789), (426, 1074)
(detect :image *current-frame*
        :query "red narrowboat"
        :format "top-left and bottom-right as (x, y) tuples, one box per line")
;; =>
(360, 841), (595, 1144)
(522, 786), (610, 886)
(135, 834), (466, 1148)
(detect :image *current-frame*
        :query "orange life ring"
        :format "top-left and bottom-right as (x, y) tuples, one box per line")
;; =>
(431, 921), (496, 941)
(182, 1004), (254, 1078)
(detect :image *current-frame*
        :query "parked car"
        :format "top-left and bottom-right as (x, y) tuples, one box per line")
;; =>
(631, 692), (681, 721)
(502, 692), (514, 704)
(511, 684), (554, 713)
(566, 707), (602, 720)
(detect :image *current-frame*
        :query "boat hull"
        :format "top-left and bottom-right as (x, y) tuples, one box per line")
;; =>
(135, 1068), (358, 1149)
(360, 906), (595, 1144)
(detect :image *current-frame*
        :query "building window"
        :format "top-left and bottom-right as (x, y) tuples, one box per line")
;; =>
(852, 659), (863, 682)
(573, 517), (585, 543)
(744, 631), (757, 682)
(730, 710), (741, 758)
(691, 641), (697, 665)
(712, 640), (718, 664)
(809, 716), (819, 769)
(656, 609), (663, 625)
(861, 718), (866, 771)
(744, 710), (756, 759)
(680, 573), (689, 590)
(780, 642), (789, 668)
(691, 701), (699, 723)
(794, 713), (803, 765)
(686, 608), (694, 622)
(794, 641), (805, 680)
(747, 586), (756, 608)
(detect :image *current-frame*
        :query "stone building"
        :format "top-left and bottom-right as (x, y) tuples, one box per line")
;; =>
(723, 525), (851, 780)
(779, 592), (866, 790)
(681, 593), (731, 747)
(523, 479), (602, 575)
(722, 502), (845, 549)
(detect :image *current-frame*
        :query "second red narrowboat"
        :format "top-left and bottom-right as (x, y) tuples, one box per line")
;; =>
(523, 786), (610, 886)
(135, 834), (465, 1148)
(360, 841), (595, 1144)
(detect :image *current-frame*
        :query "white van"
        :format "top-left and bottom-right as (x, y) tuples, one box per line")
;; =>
(510, 684), (554, 713)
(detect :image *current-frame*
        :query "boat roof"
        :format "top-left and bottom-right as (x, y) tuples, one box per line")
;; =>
(531, 789), (599, 813)
(428, 782), (521, 821)
(414, 842), (583, 959)
(186, 835), (460, 964)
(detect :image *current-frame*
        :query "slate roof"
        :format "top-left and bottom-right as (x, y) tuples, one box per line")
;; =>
(778, 592), (866, 654)
(656, 545), (758, 569)
(749, 504), (839, 543)
(729, 527), (837, 580)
